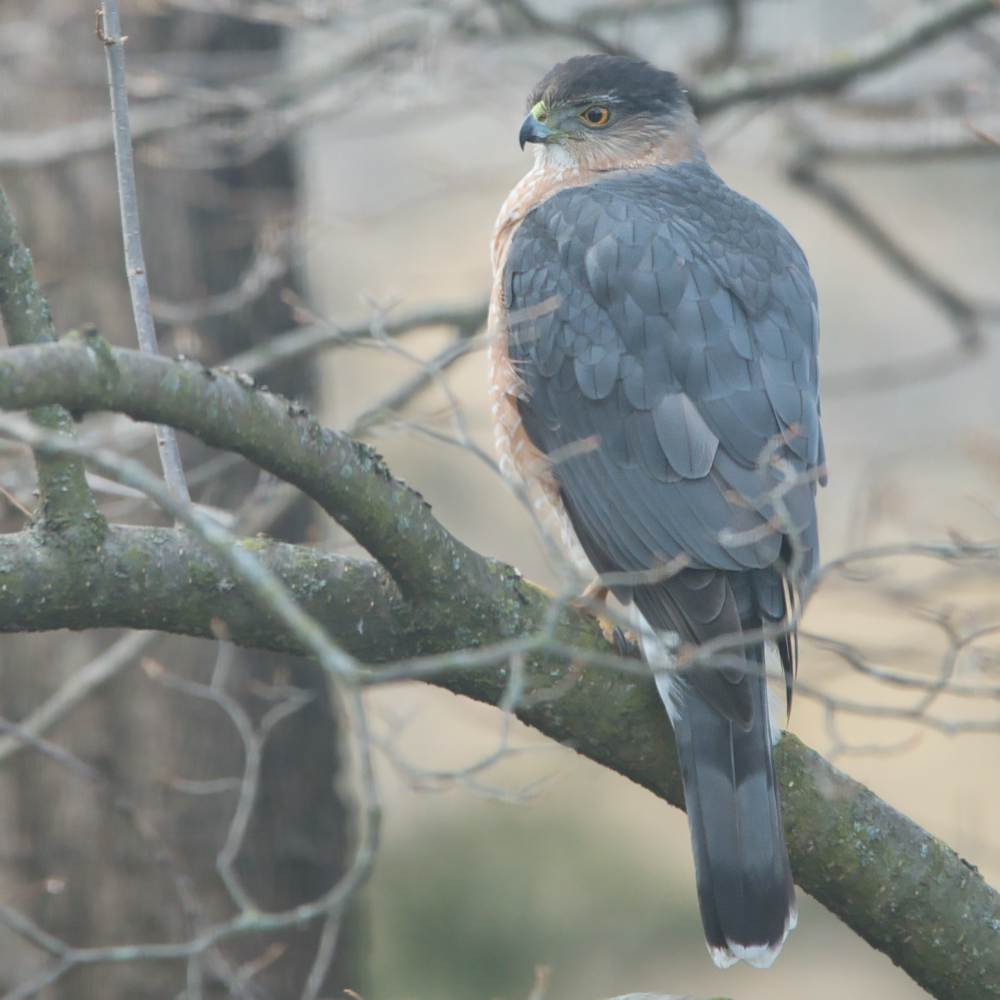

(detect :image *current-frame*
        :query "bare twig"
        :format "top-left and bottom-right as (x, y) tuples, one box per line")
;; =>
(0, 412), (362, 692)
(98, 2), (190, 506)
(149, 648), (314, 913)
(789, 157), (992, 396)
(0, 101), (196, 169)
(0, 714), (237, 993)
(0, 631), (157, 765)
(223, 300), (488, 377)
(300, 915), (342, 1000)
(151, 229), (290, 325)
(691, 0), (1000, 116)
(488, 0), (635, 57)
(347, 333), (485, 437)
(0, 187), (101, 533)
(0, 480), (33, 519)
(0, 703), (379, 998)
(0, 420), (380, 1000)
(789, 105), (1000, 162)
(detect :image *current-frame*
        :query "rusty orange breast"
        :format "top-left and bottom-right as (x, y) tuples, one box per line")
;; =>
(487, 161), (601, 565)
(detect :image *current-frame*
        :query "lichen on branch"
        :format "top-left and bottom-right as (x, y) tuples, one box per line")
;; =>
(0, 337), (492, 607)
(0, 339), (998, 999)
(0, 519), (996, 999)
(0, 189), (103, 537)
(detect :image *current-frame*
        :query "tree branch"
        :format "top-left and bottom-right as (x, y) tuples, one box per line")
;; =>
(0, 190), (103, 538)
(488, 0), (636, 57)
(788, 157), (989, 396)
(788, 105), (1000, 162)
(0, 521), (996, 999)
(0, 341), (998, 997)
(0, 338), (494, 605)
(690, 0), (998, 117)
(0, 630), (157, 765)
(222, 300), (488, 378)
(0, 411), (362, 688)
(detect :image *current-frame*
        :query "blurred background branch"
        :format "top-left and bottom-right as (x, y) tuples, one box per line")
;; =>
(1, 2), (999, 999)
(98, 0), (191, 507)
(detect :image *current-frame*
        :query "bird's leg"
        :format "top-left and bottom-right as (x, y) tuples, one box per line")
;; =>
(578, 578), (609, 607)
(570, 579), (638, 655)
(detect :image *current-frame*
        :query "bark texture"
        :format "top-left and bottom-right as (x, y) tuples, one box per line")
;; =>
(0, 343), (998, 1000)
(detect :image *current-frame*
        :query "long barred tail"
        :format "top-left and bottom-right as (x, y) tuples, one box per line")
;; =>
(656, 643), (796, 968)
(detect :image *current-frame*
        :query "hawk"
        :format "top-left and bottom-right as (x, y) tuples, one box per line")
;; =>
(488, 55), (824, 968)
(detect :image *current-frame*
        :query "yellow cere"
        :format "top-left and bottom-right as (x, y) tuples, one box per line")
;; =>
(530, 100), (547, 122)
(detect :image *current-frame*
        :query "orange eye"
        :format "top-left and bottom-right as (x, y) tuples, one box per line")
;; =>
(580, 105), (610, 127)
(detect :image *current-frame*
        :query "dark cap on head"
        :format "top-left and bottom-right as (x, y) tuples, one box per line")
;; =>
(527, 55), (688, 117)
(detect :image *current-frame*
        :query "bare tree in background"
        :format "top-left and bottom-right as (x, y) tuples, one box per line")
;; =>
(0, 2), (999, 999)
(0, 3), (363, 997)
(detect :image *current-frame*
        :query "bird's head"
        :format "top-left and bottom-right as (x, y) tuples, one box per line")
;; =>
(519, 55), (700, 171)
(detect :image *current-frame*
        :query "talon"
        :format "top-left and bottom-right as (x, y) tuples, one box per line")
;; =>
(595, 614), (618, 647)
(612, 626), (640, 656)
(568, 581), (638, 654)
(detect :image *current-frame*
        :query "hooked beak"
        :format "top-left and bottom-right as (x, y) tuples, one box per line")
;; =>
(519, 113), (552, 150)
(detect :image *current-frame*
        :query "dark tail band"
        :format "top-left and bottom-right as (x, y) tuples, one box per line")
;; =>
(657, 644), (796, 968)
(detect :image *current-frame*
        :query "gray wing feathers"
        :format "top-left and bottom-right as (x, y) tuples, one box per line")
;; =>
(507, 160), (822, 583)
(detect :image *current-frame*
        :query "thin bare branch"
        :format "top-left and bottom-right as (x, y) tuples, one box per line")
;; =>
(788, 157), (992, 396)
(98, 2), (190, 506)
(487, 0), (636, 57)
(691, 0), (1000, 116)
(151, 229), (290, 325)
(223, 300), (488, 378)
(347, 333), (485, 438)
(0, 412), (362, 688)
(789, 105), (1000, 162)
(0, 631), (157, 765)
(0, 102), (195, 169)
(300, 915), (342, 1000)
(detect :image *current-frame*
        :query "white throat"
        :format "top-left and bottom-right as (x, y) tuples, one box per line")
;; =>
(533, 142), (580, 173)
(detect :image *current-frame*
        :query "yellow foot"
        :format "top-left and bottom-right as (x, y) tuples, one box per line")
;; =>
(580, 578), (609, 604)
(570, 579), (639, 654)
(569, 578), (609, 623)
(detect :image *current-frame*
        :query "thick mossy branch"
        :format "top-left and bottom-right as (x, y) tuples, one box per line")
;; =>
(0, 526), (413, 659)
(0, 191), (102, 538)
(1, 343), (999, 999)
(0, 339), (487, 606)
(0, 532), (997, 999)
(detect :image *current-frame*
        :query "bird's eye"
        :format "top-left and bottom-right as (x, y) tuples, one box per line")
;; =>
(580, 106), (610, 127)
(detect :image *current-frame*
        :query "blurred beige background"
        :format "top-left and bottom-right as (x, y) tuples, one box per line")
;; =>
(294, 5), (1000, 998)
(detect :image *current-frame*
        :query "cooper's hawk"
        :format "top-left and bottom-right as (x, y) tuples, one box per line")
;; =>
(488, 56), (824, 968)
